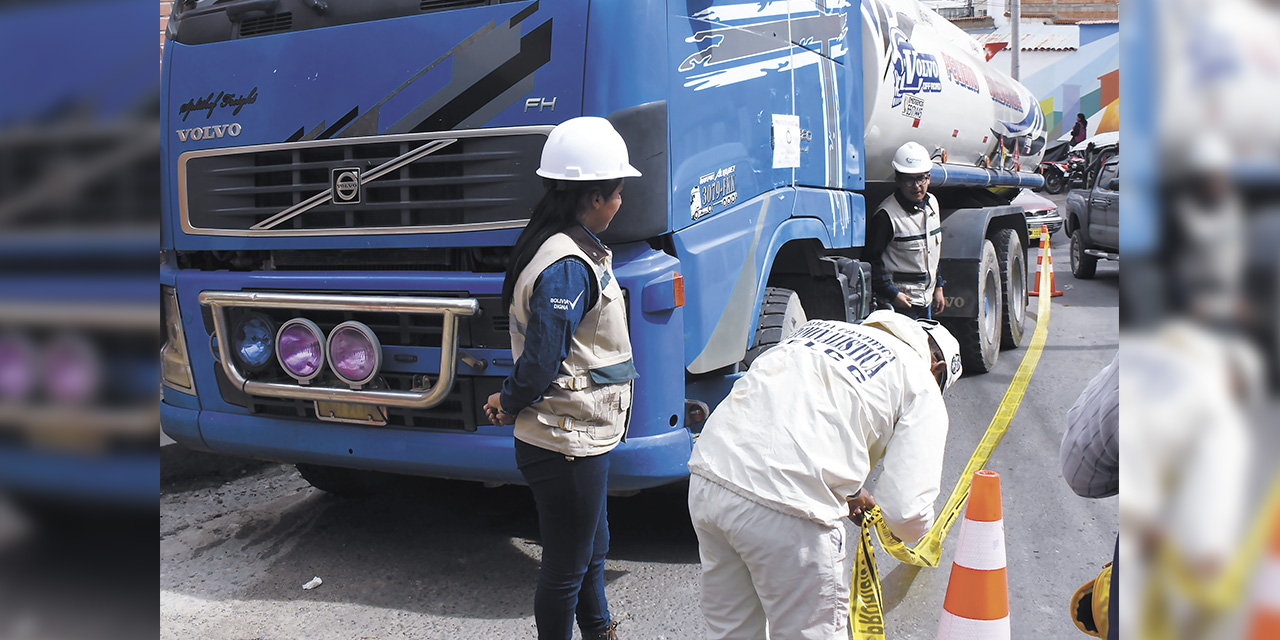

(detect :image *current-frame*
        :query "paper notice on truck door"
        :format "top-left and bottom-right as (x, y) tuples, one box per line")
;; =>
(772, 114), (801, 169)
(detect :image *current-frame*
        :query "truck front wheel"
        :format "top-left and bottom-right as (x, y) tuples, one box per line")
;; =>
(742, 287), (806, 368)
(296, 463), (394, 497)
(947, 240), (1003, 373)
(995, 229), (1027, 349)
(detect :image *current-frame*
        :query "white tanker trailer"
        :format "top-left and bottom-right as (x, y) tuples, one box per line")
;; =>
(861, 0), (1047, 184)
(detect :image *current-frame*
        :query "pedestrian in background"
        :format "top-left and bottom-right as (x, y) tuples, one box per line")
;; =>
(865, 142), (946, 319)
(483, 116), (641, 640)
(1071, 112), (1089, 145)
(687, 311), (962, 640)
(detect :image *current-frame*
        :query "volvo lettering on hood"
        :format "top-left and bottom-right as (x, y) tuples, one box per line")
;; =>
(175, 123), (242, 142)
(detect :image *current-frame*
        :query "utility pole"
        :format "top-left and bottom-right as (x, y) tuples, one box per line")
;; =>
(1010, 0), (1021, 80)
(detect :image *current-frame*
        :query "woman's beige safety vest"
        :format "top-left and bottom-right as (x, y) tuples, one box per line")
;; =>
(509, 229), (634, 457)
(878, 192), (942, 307)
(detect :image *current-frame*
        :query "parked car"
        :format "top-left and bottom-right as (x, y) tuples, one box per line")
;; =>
(1013, 188), (1062, 246)
(1064, 156), (1120, 278)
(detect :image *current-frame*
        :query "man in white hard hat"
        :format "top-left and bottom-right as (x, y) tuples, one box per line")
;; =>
(687, 311), (962, 640)
(865, 141), (946, 319)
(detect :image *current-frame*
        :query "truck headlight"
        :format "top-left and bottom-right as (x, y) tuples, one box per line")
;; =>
(44, 333), (101, 406)
(161, 286), (196, 393)
(232, 312), (275, 372)
(276, 318), (325, 382)
(327, 321), (380, 387)
(0, 332), (37, 402)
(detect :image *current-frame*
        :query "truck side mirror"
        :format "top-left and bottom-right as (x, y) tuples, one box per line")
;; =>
(1104, 178), (1119, 191)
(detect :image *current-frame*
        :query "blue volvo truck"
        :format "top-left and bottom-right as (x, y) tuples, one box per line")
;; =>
(161, 0), (1045, 492)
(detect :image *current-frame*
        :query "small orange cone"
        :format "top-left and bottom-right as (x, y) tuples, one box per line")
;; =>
(937, 470), (1010, 640)
(1029, 225), (1064, 297)
(1247, 506), (1280, 639)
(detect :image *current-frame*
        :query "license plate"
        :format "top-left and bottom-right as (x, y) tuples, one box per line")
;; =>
(314, 400), (387, 426)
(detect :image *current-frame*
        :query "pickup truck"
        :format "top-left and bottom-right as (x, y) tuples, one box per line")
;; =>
(1064, 157), (1120, 278)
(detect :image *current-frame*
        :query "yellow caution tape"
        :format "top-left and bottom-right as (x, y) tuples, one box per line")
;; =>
(1136, 467), (1280, 640)
(851, 248), (1055, 640)
(1161, 468), (1280, 610)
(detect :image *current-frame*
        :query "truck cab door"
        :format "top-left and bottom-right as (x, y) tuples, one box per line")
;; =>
(790, 1), (863, 193)
(668, 2), (802, 232)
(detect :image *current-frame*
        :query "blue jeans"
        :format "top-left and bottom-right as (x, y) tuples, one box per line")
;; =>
(516, 439), (613, 640)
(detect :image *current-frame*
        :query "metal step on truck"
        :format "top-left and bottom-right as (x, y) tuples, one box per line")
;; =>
(160, 0), (1045, 493)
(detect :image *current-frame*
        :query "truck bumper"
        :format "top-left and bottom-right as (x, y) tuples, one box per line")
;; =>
(162, 402), (693, 492)
(0, 446), (158, 507)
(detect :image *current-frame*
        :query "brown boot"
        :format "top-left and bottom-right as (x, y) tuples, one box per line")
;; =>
(583, 620), (619, 640)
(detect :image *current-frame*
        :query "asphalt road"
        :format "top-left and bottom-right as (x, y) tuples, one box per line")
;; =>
(160, 212), (1118, 639)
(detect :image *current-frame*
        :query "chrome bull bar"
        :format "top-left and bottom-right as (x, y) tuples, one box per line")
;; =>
(199, 291), (480, 409)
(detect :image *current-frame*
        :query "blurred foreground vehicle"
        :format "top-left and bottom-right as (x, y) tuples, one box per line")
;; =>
(0, 2), (158, 511)
(0, 0), (160, 636)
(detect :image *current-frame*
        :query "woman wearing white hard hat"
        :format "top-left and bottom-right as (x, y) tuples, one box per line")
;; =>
(864, 141), (947, 319)
(483, 116), (640, 640)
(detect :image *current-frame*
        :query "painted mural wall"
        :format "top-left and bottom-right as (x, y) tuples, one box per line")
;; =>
(1020, 27), (1120, 141)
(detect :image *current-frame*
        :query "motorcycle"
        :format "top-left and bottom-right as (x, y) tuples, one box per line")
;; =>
(1039, 160), (1069, 194)
(1041, 141), (1118, 194)
(1041, 152), (1089, 195)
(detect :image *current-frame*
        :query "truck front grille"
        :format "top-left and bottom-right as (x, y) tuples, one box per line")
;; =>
(239, 12), (293, 38)
(420, 0), (488, 12)
(216, 367), (501, 432)
(179, 129), (547, 237)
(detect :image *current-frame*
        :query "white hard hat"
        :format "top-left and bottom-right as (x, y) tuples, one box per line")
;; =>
(536, 116), (642, 181)
(892, 141), (933, 175)
(860, 311), (961, 393)
(1188, 134), (1232, 173)
(918, 319), (962, 393)
(861, 310), (931, 365)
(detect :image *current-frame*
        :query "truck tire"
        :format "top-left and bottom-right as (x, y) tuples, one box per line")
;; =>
(742, 287), (807, 368)
(994, 229), (1027, 349)
(1044, 171), (1065, 194)
(296, 463), (394, 497)
(948, 240), (1002, 374)
(1070, 229), (1098, 279)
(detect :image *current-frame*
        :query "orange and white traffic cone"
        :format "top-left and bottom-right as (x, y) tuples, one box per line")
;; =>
(1029, 224), (1064, 297)
(1247, 504), (1280, 639)
(937, 469), (1010, 640)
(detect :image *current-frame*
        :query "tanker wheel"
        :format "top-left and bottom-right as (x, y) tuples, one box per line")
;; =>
(995, 229), (1027, 349)
(742, 287), (807, 369)
(949, 240), (1002, 374)
(1044, 171), (1065, 194)
(296, 463), (394, 497)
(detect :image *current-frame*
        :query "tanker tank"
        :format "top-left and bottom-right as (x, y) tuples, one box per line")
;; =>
(861, 0), (1046, 183)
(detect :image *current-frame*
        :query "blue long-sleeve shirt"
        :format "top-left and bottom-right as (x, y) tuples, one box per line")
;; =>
(499, 257), (594, 414)
(498, 231), (638, 415)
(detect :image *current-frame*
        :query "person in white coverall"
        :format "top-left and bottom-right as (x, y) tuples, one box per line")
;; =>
(687, 310), (962, 640)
